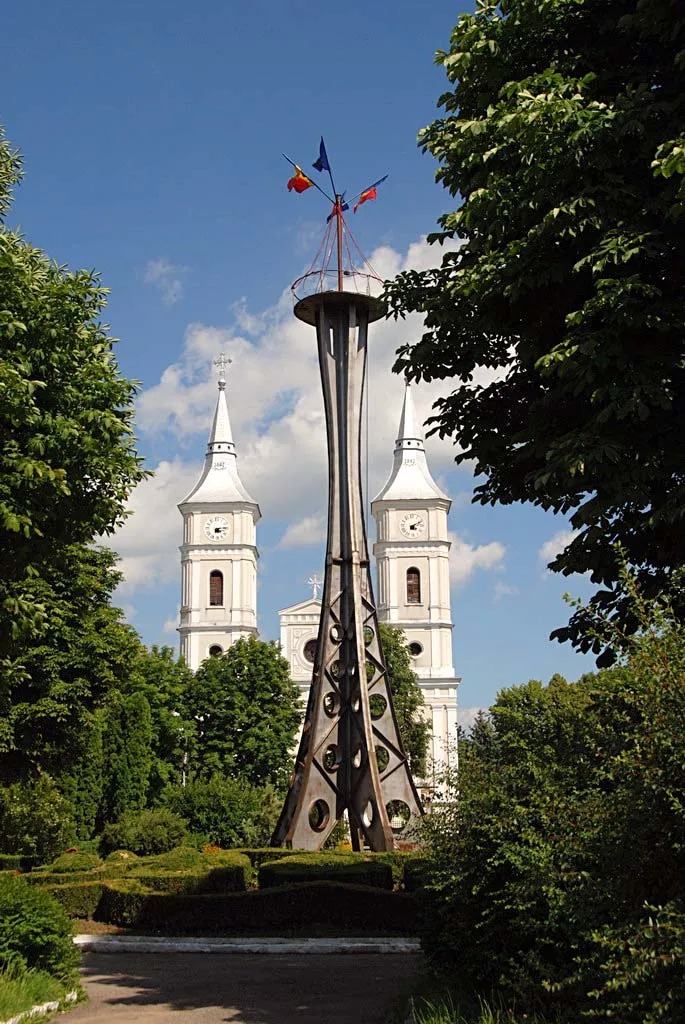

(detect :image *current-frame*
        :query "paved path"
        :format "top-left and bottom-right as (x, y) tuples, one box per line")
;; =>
(68, 951), (420, 1023)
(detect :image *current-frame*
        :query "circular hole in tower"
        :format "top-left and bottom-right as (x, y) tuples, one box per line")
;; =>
(303, 638), (318, 664)
(308, 799), (330, 833)
(323, 692), (340, 718)
(386, 800), (412, 832)
(362, 800), (375, 828)
(330, 625), (343, 644)
(408, 642), (423, 657)
(208, 645), (223, 657)
(375, 745), (390, 772)
(369, 694), (387, 720)
(363, 626), (374, 646)
(323, 745), (340, 772)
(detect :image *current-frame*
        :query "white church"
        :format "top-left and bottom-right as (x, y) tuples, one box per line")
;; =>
(177, 358), (459, 777)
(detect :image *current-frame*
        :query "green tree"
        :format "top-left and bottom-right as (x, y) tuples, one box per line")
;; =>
(0, 544), (142, 784)
(0, 775), (74, 861)
(99, 691), (153, 826)
(383, 0), (685, 661)
(184, 637), (301, 787)
(378, 622), (430, 776)
(124, 645), (195, 803)
(0, 125), (146, 683)
(421, 586), (685, 1020)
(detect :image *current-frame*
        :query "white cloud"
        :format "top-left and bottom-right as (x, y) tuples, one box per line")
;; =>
(459, 707), (489, 733)
(110, 458), (197, 594)
(144, 259), (186, 305)
(277, 515), (327, 549)
(538, 529), (578, 566)
(493, 581), (520, 602)
(449, 533), (506, 586)
(163, 617), (178, 634)
(112, 237), (503, 596)
(134, 238), (489, 519)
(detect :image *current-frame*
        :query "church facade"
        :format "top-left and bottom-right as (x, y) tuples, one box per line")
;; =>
(179, 363), (459, 776)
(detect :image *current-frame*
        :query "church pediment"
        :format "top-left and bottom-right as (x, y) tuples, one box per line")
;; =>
(278, 598), (322, 618)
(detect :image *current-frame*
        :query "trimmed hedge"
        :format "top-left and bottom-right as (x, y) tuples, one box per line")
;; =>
(96, 881), (418, 934)
(25, 869), (104, 886)
(235, 848), (300, 869)
(104, 849), (139, 865)
(0, 853), (40, 872)
(258, 853), (393, 890)
(40, 881), (104, 920)
(43, 852), (103, 874)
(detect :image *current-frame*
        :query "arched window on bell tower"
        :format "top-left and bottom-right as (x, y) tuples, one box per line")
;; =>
(209, 570), (224, 606)
(406, 567), (421, 604)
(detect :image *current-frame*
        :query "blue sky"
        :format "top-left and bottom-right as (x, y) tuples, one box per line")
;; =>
(2, 0), (598, 718)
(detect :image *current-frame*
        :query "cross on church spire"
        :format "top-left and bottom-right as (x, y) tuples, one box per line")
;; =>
(214, 352), (232, 390)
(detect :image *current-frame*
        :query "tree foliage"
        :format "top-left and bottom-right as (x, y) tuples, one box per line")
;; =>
(184, 637), (301, 787)
(421, 581), (685, 1020)
(0, 124), (146, 681)
(124, 645), (195, 803)
(384, 0), (685, 660)
(162, 774), (282, 849)
(0, 545), (141, 784)
(379, 622), (430, 776)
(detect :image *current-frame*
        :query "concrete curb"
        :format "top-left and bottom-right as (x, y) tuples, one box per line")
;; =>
(74, 934), (421, 955)
(0, 990), (78, 1024)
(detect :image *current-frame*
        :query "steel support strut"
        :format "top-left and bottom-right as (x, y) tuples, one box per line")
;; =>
(271, 292), (423, 851)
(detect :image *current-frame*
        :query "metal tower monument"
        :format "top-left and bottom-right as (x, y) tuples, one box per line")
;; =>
(272, 143), (423, 850)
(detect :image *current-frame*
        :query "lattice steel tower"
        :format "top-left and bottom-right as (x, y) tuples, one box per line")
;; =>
(272, 184), (423, 851)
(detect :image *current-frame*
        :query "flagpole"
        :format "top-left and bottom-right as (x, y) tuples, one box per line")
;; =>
(335, 195), (343, 292)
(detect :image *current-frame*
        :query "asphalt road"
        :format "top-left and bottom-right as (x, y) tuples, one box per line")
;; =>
(68, 951), (420, 1023)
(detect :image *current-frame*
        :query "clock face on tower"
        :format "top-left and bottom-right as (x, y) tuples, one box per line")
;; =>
(399, 512), (426, 539)
(204, 516), (230, 541)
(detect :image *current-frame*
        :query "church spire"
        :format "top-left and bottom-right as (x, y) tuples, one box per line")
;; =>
(179, 354), (258, 507)
(371, 383), (449, 503)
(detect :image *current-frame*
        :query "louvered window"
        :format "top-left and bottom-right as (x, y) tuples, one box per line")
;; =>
(209, 570), (224, 606)
(406, 567), (421, 604)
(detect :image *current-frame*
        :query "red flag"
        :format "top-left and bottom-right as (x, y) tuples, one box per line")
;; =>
(354, 187), (377, 213)
(353, 175), (388, 213)
(287, 165), (314, 194)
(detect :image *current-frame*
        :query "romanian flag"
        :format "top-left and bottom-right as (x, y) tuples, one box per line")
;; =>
(287, 165), (314, 193)
(353, 175), (388, 213)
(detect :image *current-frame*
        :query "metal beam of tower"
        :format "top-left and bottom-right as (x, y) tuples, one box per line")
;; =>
(271, 290), (423, 851)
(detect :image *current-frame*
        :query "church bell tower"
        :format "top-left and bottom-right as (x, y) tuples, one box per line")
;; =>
(371, 384), (459, 770)
(177, 355), (260, 671)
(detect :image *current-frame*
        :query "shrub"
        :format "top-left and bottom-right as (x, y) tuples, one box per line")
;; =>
(0, 777), (74, 862)
(96, 880), (418, 934)
(25, 870), (103, 887)
(125, 848), (250, 893)
(133, 846), (204, 872)
(0, 875), (79, 980)
(104, 849), (139, 865)
(40, 881), (104, 920)
(421, 584), (685, 1019)
(161, 776), (282, 848)
(43, 852), (103, 874)
(99, 808), (188, 856)
(258, 853), (393, 890)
